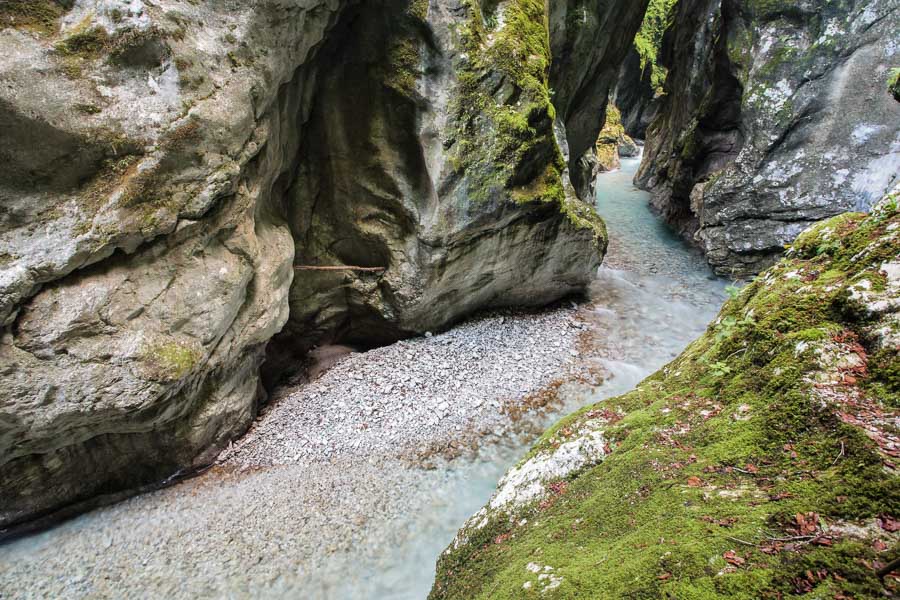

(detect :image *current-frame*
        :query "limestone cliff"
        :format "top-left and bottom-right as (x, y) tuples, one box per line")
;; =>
(432, 186), (900, 598)
(636, 0), (900, 277)
(0, 0), (646, 531)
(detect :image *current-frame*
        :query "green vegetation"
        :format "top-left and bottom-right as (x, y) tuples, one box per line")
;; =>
(889, 68), (900, 102)
(450, 0), (560, 202)
(144, 340), (202, 381)
(633, 0), (677, 92)
(432, 194), (899, 598)
(382, 0), (429, 97)
(595, 104), (626, 171)
(446, 0), (605, 246)
(53, 19), (166, 78)
(0, 0), (69, 36)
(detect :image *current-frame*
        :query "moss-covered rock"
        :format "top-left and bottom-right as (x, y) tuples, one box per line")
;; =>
(889, 68), (900, 103)
(0, 0), (70, 36)
(595, 104), (638, 172)
(431, 187), (900, 598)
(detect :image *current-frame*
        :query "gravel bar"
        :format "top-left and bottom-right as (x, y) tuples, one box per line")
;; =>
(0, 304), (599, 600)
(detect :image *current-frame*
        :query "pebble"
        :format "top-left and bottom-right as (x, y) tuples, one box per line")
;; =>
(223, 307), (592, 468)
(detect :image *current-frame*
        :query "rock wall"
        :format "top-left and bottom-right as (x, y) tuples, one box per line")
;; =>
(636, 0), (900, 277)
(613, 48), (660, 139)
(432, 186), (900, 598)
(548, 0), (651, 200)
(0, 0), (644, 530)
(0, 0), (349, 532)
(267, 0), (622, 372)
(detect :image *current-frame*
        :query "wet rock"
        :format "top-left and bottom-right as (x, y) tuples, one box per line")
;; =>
(637, 0), (900, 277)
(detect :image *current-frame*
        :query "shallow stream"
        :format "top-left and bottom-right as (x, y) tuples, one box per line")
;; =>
(0, 155), (729, 599)
(290, 154), (730, 597)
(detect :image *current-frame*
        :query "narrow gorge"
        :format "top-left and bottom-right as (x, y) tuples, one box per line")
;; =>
(0, 0), (897, 598)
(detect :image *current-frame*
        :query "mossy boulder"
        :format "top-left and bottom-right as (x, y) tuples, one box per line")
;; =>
(431, 187), (900, 598)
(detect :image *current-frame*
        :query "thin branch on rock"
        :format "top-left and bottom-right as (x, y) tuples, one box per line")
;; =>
(294, 265), (386, 273)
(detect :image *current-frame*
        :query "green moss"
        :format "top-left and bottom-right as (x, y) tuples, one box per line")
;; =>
(432, 201), (900, 598)
(0, 0), (68, 36)
(144, 341), (202, 381)
(54, 22), (165, 70)
(74, 103), (102, 115)
(596, 104), (625, 171)
(377, 0), (429, 98)
(55, 25), (111, 58)
(449, 0), (557, 201)
(889, 68), (900, 103)
(633, 0), (677, 92)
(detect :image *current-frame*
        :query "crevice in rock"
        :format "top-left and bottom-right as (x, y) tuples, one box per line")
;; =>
(261, 0), (428, 388)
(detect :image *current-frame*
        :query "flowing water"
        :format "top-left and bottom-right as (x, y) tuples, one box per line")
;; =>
(296, 153), (730, 598)
(0, 154), (728, 599)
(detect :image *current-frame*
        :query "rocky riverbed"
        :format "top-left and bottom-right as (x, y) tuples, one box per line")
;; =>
(0, 305), (605, 599)
(224, 307), (602, 469)
(0, 155), (730, 599)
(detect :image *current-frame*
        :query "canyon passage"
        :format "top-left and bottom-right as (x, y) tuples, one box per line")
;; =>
(0, 0), (898, 598)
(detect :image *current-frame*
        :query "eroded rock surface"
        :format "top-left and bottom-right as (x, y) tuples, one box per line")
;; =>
(0, 0), (644, 530)
(637, 0), (900, 277)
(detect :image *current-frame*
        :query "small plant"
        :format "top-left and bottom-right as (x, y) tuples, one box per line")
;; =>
(709, 361), (732, 377)
(715, 313), (755, 343)
(888, 67), (900, 102)
(725, 284), (742, 300)
(816, 239), (841, 256)
(55, 26), (110, 58)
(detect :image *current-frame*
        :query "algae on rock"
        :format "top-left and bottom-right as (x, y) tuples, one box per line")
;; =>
(595, 104), (638, 172)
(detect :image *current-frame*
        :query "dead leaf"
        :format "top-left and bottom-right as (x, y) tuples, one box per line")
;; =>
(795, 512), (819, 535)
(879, 515), (900, 532)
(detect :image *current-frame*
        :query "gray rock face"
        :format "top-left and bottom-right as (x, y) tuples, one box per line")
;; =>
(0, 0), (347, 531)
(549, 0), (652, 198)
(613, 48), (660, 139)
(0, 0), (640, 529)
(636, 0), (900, 277)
